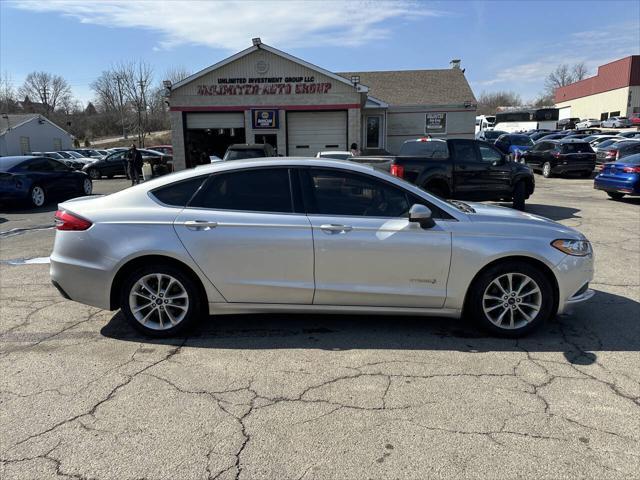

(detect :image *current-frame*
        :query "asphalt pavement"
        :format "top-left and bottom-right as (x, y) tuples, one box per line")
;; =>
(1, 175), (639, 479)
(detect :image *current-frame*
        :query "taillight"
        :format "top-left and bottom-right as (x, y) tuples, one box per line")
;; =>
(390, 164), (405, 178)
(622, 166), (640, 173)
(54, 210), (92, 231)
(551, 151), (561, 159)
(605, 150), (617, 158)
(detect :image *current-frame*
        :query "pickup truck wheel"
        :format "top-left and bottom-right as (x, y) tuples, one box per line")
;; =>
(512, 182), (526, 211)
(467, 261), (554, 337)
(542, 162), (553, 178)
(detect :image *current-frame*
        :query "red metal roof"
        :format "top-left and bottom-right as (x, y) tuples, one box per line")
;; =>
(555, 56), (640, 103)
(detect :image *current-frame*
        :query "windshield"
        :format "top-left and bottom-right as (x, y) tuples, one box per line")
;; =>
(223, 149), (266, 161)
(45, 152), (63, 159)
(56, 151), (72, 158)
(620, 154), (640, 164)
(510, 135), (534, 146)
(66, 151), (83, 158)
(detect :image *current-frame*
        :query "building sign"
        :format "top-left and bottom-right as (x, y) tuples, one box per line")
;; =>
(197, 76), (332, 96)
(252, 109), (279, 129)
(425, 112), (447, 134)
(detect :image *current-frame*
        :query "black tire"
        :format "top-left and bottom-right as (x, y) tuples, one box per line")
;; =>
(88, 168), (101, 180)
(512, 181), (526, 211)
(542, 162), (553, 178)
(120, 264), (204, 338)
(466, 261), (555, 337)
(607, 192), (625, 200)
(29, 184), (46, 208)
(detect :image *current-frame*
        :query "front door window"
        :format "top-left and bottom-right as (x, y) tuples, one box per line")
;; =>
(366, 115), (382, 149)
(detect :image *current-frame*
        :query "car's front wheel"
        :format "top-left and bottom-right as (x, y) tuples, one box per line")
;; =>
(87, 168), (100, 180)
(81, 177), (93, 195)
(120, 264), (203, 337)
(467, 261), (555, 337)
(29, 185), (46, 207)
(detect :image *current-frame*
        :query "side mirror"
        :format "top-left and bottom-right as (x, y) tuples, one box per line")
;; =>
(409, 204), (435, 229)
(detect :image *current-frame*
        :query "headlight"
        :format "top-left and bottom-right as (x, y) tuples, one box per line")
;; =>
(551, 239), (591, 256)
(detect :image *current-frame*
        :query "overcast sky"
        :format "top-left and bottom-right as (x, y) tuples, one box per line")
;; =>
(2, 0), (639, 105)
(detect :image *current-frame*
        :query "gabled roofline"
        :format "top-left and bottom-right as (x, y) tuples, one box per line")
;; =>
(0, 115), (38, 135)
(1, 114), (73, 138)
(364, 95), (389, 108)
(171, 42), (367, 92)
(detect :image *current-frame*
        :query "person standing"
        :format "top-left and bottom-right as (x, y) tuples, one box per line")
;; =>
(127, 144), (143, 186)
(350, 142), (361, 156)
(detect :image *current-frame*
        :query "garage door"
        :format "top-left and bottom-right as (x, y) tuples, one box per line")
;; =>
(186, 112), (244, 129)
(287, 111), (347, 157)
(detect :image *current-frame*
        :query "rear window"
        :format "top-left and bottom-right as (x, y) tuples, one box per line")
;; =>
(509, 135), (534, 146)
(223, 149), (266, 161)
(621, 154), (640, 164)
(399, 140), (449, 158)
(561, 143), (593, 154)
(484, 130), (506, 140)
(151, 176), (207, 206)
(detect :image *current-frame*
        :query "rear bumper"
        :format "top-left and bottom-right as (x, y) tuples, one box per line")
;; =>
(594, 177), (640, 195)
(551, 163), (595, 174)
(50, 254), (113, 310)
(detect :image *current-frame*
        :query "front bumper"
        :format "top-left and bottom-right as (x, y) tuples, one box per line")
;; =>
(554, 253), (595, 315)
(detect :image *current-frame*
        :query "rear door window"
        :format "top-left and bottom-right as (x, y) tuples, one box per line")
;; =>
(450, 140), (479, 163)
(190, 168), (293, 213)
(151, 176), (208, 207)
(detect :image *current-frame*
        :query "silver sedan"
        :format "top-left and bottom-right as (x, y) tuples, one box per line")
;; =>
(50, 158), (594, 337)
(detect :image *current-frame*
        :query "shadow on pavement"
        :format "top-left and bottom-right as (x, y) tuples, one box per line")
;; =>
(101, 290), (640, 366)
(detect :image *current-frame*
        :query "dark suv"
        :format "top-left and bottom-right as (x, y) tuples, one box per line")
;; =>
(557, 118), (580, 130)
(223, 144), (276, 161)
(521, 139), (595, 178)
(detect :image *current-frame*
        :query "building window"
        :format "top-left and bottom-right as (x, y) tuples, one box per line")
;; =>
(20, 136), (30, 154)
(366, 115), (382, 149)
(53, 138), (62, 150)
(600, 113), (609, 121)
(609, 111), (620, 117)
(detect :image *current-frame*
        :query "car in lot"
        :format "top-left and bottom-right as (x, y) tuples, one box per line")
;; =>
(529, 130), (557, 142)
(475, 129), (508, 143)
(583, 134), (618, 145)
(630, 113), (640, 125)
(350, 138), (534, 210)
(535, 133), (569, 142)
(595, 140), (640, 171)
(0, 156), (92, 207)
(148, 145), (173, 155)
(601, 116), (632, 128)
(223, 143), (276, 161)
(493, 133), (535, 160)
(576, 119), (601, 128)
(73, 149), (105, 159)
(521, 139), (595, 178)
(315, 150), (354, 160)
(50, 158), (594, 338)
(557, 118), (580, 130)
(83, 149), (172, 179)
(594, 153), (640, 200)
(616, 131), (640, 139)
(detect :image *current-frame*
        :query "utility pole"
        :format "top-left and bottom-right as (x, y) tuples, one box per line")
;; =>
(116, 75), (126, 140)
(138, 78), (148, 147)
(42, 85), (49, 117)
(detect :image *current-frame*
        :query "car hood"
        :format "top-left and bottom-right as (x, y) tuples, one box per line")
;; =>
(462, 202), (583, 239)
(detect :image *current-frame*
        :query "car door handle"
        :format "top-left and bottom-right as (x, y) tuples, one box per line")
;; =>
(184, 220), (218, 230)
(320, 224), (353, 234)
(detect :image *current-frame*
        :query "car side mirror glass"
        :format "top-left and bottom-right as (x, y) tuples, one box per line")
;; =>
(409, 204), (435, 229)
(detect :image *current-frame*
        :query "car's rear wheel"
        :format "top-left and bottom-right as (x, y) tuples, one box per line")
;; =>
(467, 261), (554, 337)
(81, 177), (93, 195)
(542, 162), (552, 178)
(30, 185), (46, 207)
(607, 192), (625, 200)
(88, 168), (100, 180)
(120, 265), (203, 337)
(512, 181), (526, 211)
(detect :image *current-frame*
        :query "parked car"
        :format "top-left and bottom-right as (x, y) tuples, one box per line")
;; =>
(148, 145), (173, 155)
(315, 150), (354, 160)
(591, 137), (624, 153)
(575, 119), (601, 129)
(595, 140), (640, 171)
(55, 151), (96, 169)
(50, 158), (594, 338)
(562, 133), (591, 139)
(572, 128), (604, 135)
(475, 129), (508, 143)
(601, 116), (632, 128)
(594, 153), (640, 200)
(630, 113), (640, 125)
(616, 131), (640, 139)
(529, 131), (558, 142)
(583, 134), (618, 144)
(73, 149), (104, 159)
(350, 138), (534, 210)
(521, 139), (595, 178)
(0, 156), (92, 208)
(83, 149), (172, 179)
(557, 118), (580, 130)
(223, 143), (276, 161)
(535, 133), (569, 142)
(493, 134), (535, 160)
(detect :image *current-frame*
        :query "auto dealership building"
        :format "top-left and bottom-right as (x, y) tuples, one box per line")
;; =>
(555, 55), (640, 122)
(167, 39), (477, 170)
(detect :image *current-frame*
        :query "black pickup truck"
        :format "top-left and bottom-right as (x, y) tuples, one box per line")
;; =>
(351, 138), (535, 210)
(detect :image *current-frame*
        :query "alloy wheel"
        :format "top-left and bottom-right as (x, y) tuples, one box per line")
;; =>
(89, 169), (100, 180)
(543, 163), (551, 177)
(482, 273), (542, 330)
(31, 186), (45, 207)
(128, 273), (189, 331)
(83, 178), (93, 195)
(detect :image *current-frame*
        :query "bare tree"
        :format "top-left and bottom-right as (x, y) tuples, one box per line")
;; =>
(477, 90), (522, 115)
(116, 61), (154, 146)
(19, 71), (72, 116)
(0, 71), (17, 113)
(164, 66), (191, 85)
(91, 71), (121, 112)
(572, 62), (588, 82)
